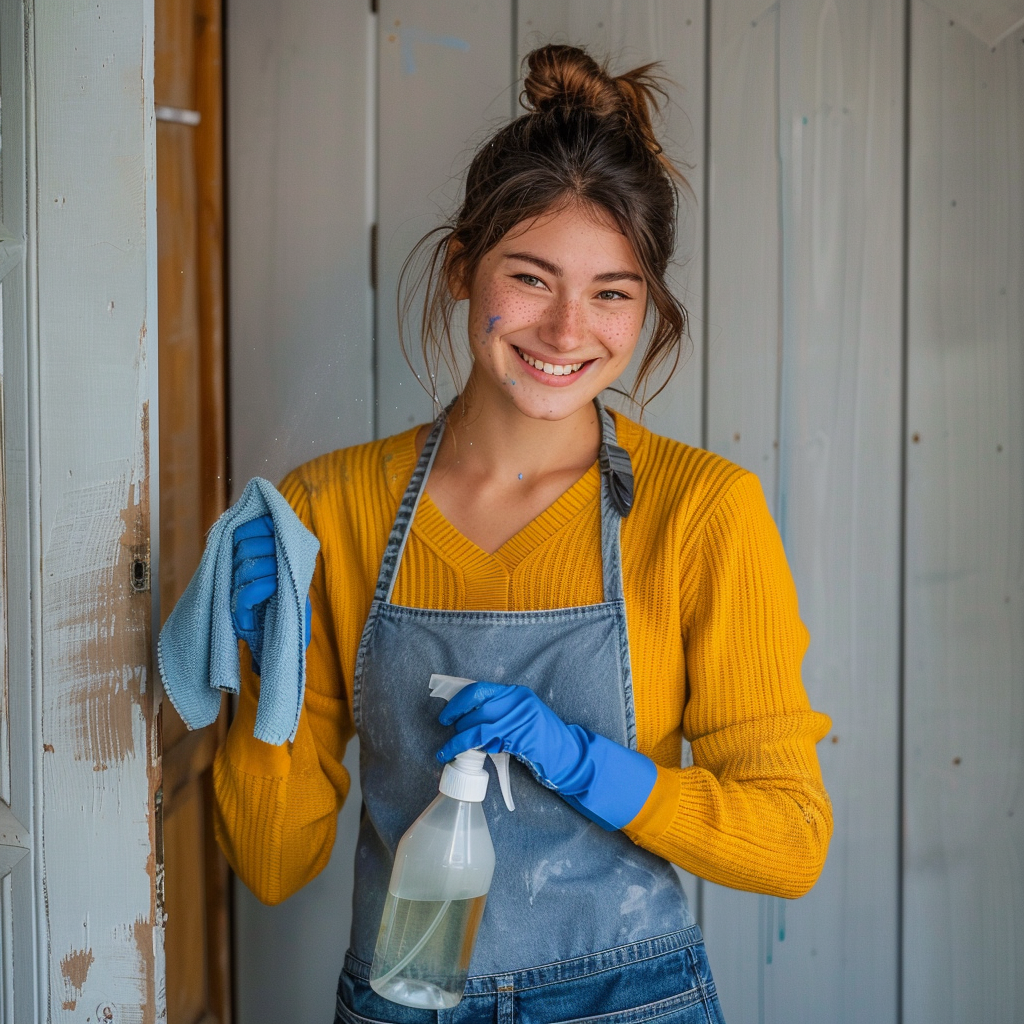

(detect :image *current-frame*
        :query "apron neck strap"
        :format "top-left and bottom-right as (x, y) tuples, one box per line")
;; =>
(376, 396), (632, 606)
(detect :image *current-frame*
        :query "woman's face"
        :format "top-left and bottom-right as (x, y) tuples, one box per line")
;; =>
(459, 203), (648, 423)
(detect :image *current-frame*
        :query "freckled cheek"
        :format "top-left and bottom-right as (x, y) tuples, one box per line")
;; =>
(596, 312), (645, 355)
(474, 284), (539, 342)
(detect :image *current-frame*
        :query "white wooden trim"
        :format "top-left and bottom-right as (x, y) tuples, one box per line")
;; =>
(1, 0), (43, 1016)
(22, 0), (163, 1018)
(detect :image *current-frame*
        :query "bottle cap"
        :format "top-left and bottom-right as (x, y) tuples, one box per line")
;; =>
(430, 674), (516, 811)
(439, 750), (489, 802)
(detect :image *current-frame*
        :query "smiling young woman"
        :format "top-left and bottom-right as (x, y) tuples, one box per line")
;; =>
(421, 203), (650, 554)
(214, 43), (833, 1024)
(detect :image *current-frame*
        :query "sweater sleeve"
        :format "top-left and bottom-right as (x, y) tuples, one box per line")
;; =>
(212, 475), (355, 905)
(622, 472), (833, 898)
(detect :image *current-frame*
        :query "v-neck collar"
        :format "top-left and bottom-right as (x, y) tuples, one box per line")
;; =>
(414, 465), (600, 574)
(380, 407), (638, 576)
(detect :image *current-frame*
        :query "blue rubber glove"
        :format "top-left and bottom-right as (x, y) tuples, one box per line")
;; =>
(231, 514), (311, 674)
(437, 681), (658, 831)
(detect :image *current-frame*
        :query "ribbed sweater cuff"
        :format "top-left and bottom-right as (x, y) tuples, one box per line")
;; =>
(623, 764), (683, 840)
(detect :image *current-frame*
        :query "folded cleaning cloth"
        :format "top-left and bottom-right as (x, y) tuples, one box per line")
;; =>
(157, 477), (320, 745)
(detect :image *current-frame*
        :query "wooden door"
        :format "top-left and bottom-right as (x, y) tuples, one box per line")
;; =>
(155, 0), (231, 1021)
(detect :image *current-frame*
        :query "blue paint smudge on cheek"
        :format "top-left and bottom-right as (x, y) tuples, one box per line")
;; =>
(486, 315), (501, 334)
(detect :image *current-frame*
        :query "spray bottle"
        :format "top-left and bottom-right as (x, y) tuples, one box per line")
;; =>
(369, 675), (514, 1009)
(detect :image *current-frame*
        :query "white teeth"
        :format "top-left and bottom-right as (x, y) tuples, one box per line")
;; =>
(517, 349), (584, 376)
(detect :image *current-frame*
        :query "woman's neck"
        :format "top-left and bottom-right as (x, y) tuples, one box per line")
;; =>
(416, 385), (604, 555)
(438, 387), (600, 481)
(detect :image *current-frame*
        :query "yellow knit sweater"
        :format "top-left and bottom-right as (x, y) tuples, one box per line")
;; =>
(213, 411), (833, 906)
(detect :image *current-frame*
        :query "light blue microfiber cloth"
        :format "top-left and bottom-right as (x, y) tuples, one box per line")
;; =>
(157, 477), (320, 745)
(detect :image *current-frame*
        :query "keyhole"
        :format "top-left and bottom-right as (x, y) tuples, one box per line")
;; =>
(130, 555), (150, 592)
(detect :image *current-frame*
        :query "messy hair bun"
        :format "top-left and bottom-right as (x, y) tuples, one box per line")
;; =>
(520, 45), (681, 183)
(401, 43), (691, 412)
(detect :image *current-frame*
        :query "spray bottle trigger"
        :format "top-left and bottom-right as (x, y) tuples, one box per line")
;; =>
(429, 673), (516, 811)
(428, 673), (475, 701)
(489, 752), (515, 811)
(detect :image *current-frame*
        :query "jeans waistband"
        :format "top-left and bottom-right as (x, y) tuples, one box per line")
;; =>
(344, 925), (705, 995)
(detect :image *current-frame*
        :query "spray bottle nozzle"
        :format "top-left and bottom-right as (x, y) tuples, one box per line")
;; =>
(429, 674), (515, 812)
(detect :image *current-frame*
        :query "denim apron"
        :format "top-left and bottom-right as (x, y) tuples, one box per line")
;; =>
(338, 401), (724, 1024)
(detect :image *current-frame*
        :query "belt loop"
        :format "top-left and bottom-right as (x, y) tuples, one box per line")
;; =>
(495, 974), (515, 1024)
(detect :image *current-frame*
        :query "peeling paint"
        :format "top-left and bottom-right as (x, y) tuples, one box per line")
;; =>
(60, 947), (95, 1007)
(48, 390), (151, 772)
(132, 917), (157, 1024)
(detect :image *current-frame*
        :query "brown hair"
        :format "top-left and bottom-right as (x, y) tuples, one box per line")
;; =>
(399, 44), (691, 412)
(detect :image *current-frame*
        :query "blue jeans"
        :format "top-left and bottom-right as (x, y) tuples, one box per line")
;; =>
(335, 927), (726, 1024)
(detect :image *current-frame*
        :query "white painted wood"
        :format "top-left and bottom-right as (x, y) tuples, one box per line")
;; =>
(922, 0), (1024, 47)
(703, 5), (905, 1023)
(700, 8), (783, 1014)
(226, 0), (374, 497)
(704, 2), (782, 508)
(234, 746), (361, 1024)
(516, 0), (706, 448)
(904, 6), (1024, 1021)
(375, 0), (515, 438)
(226, 2), (373, 1021)
(14, 0), (164, 1020)
(0, 804), (28, 880)
(767, 2), (904, 1021)
(1, 1), (41, 1017)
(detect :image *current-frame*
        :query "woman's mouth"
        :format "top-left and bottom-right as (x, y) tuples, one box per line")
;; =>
(514, 346), (589, 378)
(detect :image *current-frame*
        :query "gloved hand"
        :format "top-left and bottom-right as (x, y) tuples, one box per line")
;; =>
(232, 514), (311, 674)
(437, 681), (657, 831)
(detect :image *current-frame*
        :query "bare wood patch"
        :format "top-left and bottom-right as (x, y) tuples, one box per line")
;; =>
(60, 946), (95, 1009)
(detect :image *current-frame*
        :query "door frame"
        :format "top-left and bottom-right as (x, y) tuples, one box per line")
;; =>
(1, 1), (163, 1018)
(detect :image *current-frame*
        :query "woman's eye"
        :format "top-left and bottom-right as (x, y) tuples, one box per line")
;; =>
(597, 289), (629, 301)
(514, 274), (545, 288)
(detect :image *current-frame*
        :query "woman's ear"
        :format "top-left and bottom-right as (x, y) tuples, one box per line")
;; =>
(446, 242), (470, 300)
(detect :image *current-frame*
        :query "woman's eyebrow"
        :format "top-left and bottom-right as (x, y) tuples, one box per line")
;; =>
(593, 270), (644, 284)
(504, 251), (643, 284)
(503, 251), (562, 276)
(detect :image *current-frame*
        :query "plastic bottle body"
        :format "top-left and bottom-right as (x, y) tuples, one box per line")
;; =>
(369, 791), (495, 1008)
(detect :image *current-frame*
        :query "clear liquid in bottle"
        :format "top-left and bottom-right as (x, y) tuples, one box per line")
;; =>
(370, 892), (488, 1009)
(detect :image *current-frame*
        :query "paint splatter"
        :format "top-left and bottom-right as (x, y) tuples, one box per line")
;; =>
(398, 27), (470, 75)
(518, 473), (523, 480)
(486, 315), (501, 334)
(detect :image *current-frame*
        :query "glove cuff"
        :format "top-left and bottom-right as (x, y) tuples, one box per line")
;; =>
(560, 727), (658, 831)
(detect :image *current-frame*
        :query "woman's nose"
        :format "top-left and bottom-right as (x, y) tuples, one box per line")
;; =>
(540, 297), (587, 350)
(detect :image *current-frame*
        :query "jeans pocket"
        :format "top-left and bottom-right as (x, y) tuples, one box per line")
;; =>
(532, 940), (725, 1024)
(550, 986), (711, 1024)
(334, 963), (438, 1024)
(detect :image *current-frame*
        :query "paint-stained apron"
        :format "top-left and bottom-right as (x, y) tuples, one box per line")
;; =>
(340, 400), (724, 1023)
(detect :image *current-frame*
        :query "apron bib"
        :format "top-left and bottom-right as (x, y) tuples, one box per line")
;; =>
(349, 400), (694, 978)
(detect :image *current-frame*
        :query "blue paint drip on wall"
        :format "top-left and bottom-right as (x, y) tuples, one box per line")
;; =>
(399, 27), (471, 75)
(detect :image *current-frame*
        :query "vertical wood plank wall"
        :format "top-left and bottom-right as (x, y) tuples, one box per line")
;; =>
(226, 1), (373, 1021)
(703, 4), (906, 1022)
(516, 1), (706, 480)
(374, 0), (514, 438)
(226, 2), (1024, 1020)
(904, 4), (1024, 1021)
